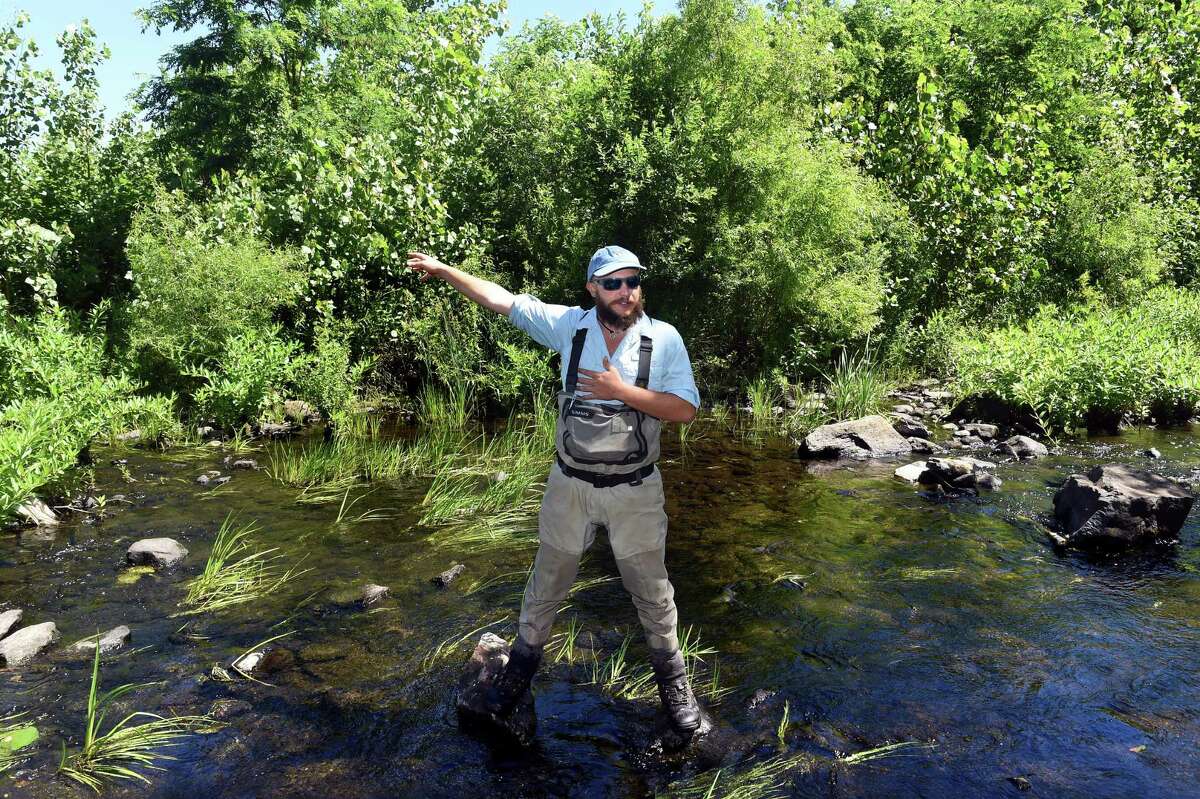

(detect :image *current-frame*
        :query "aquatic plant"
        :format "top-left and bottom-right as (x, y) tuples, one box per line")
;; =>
(418, 613), (513, 673)
(179, 515), (309, 614)
(57, 644), (215, 792)
(822, 338), (891, 422)
(0, 713), (37, 774)
(659, 752), (815, 798)
(416, 380), (473, 429)
(590, 627), (730, 703)
(776, 700), (790, 747)
(548, 616), (584, 665)
(837, 740), (937, 764)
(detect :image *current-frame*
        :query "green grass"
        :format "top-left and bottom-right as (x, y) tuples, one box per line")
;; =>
(589, 626), (731, 703)
(822, 338), (891, 421)
(416, 380), (472, 429)
(57, 644), (216, 792)
(178, 515), (309, 614)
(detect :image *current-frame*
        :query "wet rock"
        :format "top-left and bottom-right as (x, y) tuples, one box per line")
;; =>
(456, 633), (536, 745)
(195, 474), (211, 485)
(0, 622), (60, 667)
(996, 435), (1048, 460)
(894, 462), (928, 483)
(210, 698), (253, 720)
(72, 625), (131, 655)
(1008, 776), (1032, 791)
(15, 499), (57, 527)
(258, 421), (295, 437)
(431, 564), (465, 588)
(907, 437), (945, 454)
(284, 400), (320, 424)
(892, 404), (915, 416)
(116, 429), (142, 442)
(230, 459), (258, 471)
(941, 422), (958, 431)
(798, 415), (912, 460)
(0, 609), (22, 640)
(360, 583), (389, 607)
(892, 417), (931, 440)
(1052, 464), (1195, 548)
(963, 423), (999, 441)
(1144, 448), (1162, 459)
(234, 651), (263, 673)
(126, 538), (188, 569)
(213, 475), (232, 486)
(258, 647), (296, 674)
(915, 458), (1000, 493)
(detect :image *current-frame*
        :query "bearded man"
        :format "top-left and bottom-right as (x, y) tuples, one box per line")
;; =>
(406, 245), (702, 737)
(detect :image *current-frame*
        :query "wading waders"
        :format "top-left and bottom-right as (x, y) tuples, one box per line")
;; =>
(484, 326), (701, 735)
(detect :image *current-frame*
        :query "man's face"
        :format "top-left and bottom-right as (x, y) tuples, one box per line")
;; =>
(587, 268), (644, 329)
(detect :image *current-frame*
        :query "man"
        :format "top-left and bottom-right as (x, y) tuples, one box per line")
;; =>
(406, 245), (703, 737)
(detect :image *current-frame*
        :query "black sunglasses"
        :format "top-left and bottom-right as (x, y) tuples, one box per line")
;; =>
(595, 274), (642, 291)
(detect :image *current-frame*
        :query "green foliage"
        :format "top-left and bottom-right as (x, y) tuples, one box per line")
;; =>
(187, 329), (302, 429)
(291, 317), (374, 424)
(180, 515), (308, 615)
(57, 643), (214, 792)
(951, 289), (1200, 434)
(823, 343), (892, 422)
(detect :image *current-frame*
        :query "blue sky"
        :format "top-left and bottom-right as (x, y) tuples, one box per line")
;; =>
(0, 1), (671, 120)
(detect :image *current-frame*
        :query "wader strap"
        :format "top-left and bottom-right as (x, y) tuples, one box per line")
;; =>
(557, 456), (655, 487)
(635, 335), (653, 388)
(565, 327), (588, 394)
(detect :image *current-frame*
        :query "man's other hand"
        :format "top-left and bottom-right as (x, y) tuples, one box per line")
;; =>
(407, 251), (449, 281)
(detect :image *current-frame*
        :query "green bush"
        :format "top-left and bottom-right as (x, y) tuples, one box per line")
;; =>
(0, 309), (174, 519)
(188, 329), (301, 430)
(291, 317), (375, 424)
(951, 289), (1200, 434)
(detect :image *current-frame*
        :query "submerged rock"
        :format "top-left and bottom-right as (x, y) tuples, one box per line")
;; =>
(456, 632), (536, 745)
(0, 622), (60, 667)
(0, 609), (23, 640)
(798, 415), (913, 460)
(907, 457), (1002, 493)
(230, 459), (258, 470)
(360, 583), (390, 607)
(72, 625), (131, 655)
(126, 538), (188, 569)
(1052, 464), (1195, 548)
(431, 564), (466, 588)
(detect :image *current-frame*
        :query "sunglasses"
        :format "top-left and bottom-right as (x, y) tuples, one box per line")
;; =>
(594, 274), (642, 291)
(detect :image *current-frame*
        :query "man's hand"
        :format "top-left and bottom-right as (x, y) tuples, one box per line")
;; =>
(576, 358), (628, 402)
(407, 251), (449, 281)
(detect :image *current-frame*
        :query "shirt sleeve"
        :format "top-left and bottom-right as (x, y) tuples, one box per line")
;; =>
(507, 293), (572, 352)
(657, 327), (701, 409)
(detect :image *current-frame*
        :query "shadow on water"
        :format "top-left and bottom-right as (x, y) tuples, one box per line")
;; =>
(1, 420), (1199, 797)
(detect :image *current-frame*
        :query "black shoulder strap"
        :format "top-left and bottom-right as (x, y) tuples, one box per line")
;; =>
(635, 335), (653, 388)
(565, 327), (588, 393)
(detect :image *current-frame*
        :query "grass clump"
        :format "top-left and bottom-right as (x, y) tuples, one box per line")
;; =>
(590, 627), (731, 704)
(822, 338), (891, 422)
(179, 515), (309, 614)
(951, 289), (1200, 434)
(57, 645), (216, 792)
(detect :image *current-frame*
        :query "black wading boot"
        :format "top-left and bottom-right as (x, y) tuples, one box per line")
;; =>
(483, 637), (543, 717)
(650, 648), (701, 735)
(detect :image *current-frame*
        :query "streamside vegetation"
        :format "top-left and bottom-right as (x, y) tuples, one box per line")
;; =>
(0, 0), (1198, 509)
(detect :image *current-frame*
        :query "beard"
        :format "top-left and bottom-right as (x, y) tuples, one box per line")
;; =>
(595, 293), (644, 331)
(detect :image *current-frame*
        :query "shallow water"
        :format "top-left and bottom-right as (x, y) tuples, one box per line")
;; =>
(2, 422), (1200, 798)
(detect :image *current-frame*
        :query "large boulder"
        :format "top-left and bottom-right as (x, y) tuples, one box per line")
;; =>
(799, 416), (913, 460)
(456, 633), (536, 745)
(1052, 464), (1195, 548)
(0, 622), (60, 667)
(126, 538), (188, 569)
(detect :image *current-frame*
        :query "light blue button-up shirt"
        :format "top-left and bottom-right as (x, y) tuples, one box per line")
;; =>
(508, 294), (701, 409)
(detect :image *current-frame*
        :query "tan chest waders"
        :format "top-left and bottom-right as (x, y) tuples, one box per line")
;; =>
(555, 325), (662, 484)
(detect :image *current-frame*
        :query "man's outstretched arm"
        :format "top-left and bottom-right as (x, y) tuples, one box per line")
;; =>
(407, 251), (515, 316)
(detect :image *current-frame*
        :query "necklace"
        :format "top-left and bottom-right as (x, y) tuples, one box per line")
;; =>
(599, 319), (623, 337)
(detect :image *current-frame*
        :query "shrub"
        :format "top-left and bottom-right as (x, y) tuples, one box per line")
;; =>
(291, 317), (375, 424)
(188, 329), (301, 430)
(951, 289), (1200, 434)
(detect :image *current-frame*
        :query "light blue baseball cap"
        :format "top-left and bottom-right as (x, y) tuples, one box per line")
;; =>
(587, 245), (644, 281)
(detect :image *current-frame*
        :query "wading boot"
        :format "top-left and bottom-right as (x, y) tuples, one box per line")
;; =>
(483, 637), (543, 717)
(650, 648), (701, 736)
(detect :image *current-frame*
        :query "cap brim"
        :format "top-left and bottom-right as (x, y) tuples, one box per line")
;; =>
(591, 262), (645, 278)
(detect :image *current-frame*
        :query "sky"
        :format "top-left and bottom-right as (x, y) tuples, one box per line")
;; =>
(0, 1), (672, 121)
